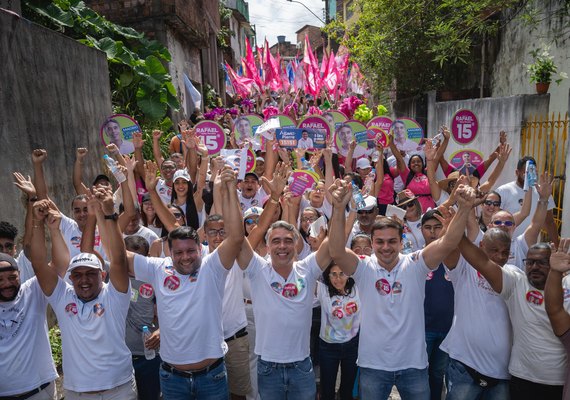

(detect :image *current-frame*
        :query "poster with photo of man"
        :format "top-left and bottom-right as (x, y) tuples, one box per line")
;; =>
(275, 128), (325, 150)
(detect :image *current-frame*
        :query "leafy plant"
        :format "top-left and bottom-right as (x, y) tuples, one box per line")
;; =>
(49, 326), (62, 371)
(23, 0), (180, 123)
(527, 46), (567, 84)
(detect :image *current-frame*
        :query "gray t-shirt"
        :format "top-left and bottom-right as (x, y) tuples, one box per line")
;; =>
(125, 278), (157, 356)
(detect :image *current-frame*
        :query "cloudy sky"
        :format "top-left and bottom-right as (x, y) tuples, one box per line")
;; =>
(248, 0), (325, 46)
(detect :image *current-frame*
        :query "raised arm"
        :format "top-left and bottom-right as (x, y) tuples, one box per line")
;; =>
(323, 145), (335, 204)
(523, 172), (552, 247)
(152, 130), (165, 167)
(193, 138), (209, 213)
(117, 163), (137, 232)
(13, 172), (38, 257)
(479, 143), (512, 193)
(182, 129), (199, 183)
(29, 200), (59, 296)
(94, 187), (129, 293)
(216, 167), (245, 269)
(73, 148), (90, 195)
(143, 161), (180, 232)
(513, 183), (532, 227)
(545, 238), (570, 336)
(425, 140), (442, 202)
(422, 185), (476, 269)
(328, 179), (360, 275)
(132, 132), (147, 179)
(387, 134), (406, 174)
(32, 149), (49, 200)
(45, 203), (71, 278)
(372, 143), (385, 198)
(344, 140), (357, 173)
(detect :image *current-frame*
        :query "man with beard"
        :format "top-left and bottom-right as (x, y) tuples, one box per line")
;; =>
(0, 252), (59, 399)
(127, 165), (244, 399)
(459, 236), (570, 399)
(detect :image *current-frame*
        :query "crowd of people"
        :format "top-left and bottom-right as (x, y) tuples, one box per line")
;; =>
(2, 97), (570, 400)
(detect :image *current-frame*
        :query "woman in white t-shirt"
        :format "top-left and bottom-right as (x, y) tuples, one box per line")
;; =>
(396, 190), (425, 252)
(317, 263), (361, 400)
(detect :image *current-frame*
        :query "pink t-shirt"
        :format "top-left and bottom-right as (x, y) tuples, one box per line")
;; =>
(400, 169), (435, 213)
(377, 167), (398, 205)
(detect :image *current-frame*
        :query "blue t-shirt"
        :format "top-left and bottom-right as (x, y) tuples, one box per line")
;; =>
(424, 264), (454, 333)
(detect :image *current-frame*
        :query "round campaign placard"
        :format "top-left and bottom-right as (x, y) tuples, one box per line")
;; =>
(367, 126), (388, 147)
(222, 148), (256, 173)
(336, 120), (372, 159)
(194, 120), (226, 156)
(289, 170), (320, 197)
(275, 114), (296, 129)
(100, 114), (140, 155)
(367, 116), (393, 134)
(451, 109), (478, 145)
(449, 149), (484, 176)
(389, 117), (424, 153)
(234, 114), (264, 148)
(322, 110), (348, 133)
(298, 115), (331, 140)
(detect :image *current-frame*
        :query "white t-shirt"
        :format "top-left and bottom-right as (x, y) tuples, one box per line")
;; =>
(352, 252), (431, 371)
(48, 278), (132, 392)
(474, 230), (528, 271)
(387, 154), (410, 193)
(403, 219), (425, 252)
(60, 214), (105, 259)
(317, 281), (360, 344)
(16, 250), (35, 283)
(300, 196), (333, 220)
(246, 252), (322, 363)
(156, 179), (173, 205)
(298, 137), (314, 149)
(222, 263), (248, 338)
(495, 181), (555, 238)
(440, 256), (516, 379)
(238, 188), (267, 213)
(0, 278), (58, 396)
(124, 225), (159, 247)
(500, 268), (570, 385)
(134, 250), (229, 364)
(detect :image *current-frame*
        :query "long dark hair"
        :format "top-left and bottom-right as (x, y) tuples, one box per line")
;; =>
(322, 262), (356, 298)
(171, 180), (199, 230)
(405, 154), (426, 189)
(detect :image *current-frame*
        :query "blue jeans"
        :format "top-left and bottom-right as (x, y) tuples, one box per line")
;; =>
(133, 355), (162, 400)
(257, 356), (316, 400)
(445, 358), (509, 400)
(319, 336), (359, 400)
(159, 360), (229, 400)
(426, 332), (449, 400)
(360, 367), (430, 400)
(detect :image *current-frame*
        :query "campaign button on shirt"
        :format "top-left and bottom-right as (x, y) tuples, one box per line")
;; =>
(332, 307), (344, 319)
(93, 303), (105, 316)
(345, 301), (358, 315)
(139, 283), (154, 298)
(271, 282), (283, 293)
(164, 275), (181, 291)
(189, 270), (199, 283)
(376, 278), (391, 295)
(65, 302), (78, 315)
(392, 281), (402, 294)
(564, 288), (570, 301)
(526, 290), (544, 306)
(282, 283), (299, 298)
(426, 271), (434, 281)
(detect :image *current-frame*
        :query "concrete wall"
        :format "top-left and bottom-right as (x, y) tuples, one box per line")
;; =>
(0, 10), (112, 234)
(428, 95), (550, 186)
(492, 0), (570, 113)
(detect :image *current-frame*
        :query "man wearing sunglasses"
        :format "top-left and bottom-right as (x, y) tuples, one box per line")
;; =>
(345, 195), (378, 247)
(457, 232), (570, 398)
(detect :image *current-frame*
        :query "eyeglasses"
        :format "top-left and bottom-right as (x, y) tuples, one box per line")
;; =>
(329, 272), (347, 279)
(491, 220), (515, 227)
(301, 217), (317, 223)
(313, 188), (325, 193)
(422, 225), (443, 233)
(245, 218), (258, 225)
(161, 165), (176, 171)
(399, 202), (415, 210)
(0, 242), (15, 252)
(523, 258), (549, 267)
(207, 229), (226, 237)
(357, 209), (375, 215)
(352, 246), (372, 254)
(484, 200), (501, 207)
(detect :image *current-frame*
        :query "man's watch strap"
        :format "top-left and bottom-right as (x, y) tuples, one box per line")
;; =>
(104, 213), (119, 220)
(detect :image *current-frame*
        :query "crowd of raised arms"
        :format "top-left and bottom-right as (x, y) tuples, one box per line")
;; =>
(2, 101), (570, 400)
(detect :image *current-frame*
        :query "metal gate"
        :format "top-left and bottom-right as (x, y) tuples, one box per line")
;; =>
(521, 112), (568, 232)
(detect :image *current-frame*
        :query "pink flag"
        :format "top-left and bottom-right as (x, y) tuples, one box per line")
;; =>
(303, 36), (321, 95)
(225, 62), (254, 98)
(324, 51), (339, 92)
(264, 39), (282, 91)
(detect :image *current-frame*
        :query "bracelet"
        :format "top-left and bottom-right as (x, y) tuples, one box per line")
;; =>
(538, 199), (548, 205)
(28, 196), (38, 202)
(104, 213), (118, 221)
(269, 198), (279, 204)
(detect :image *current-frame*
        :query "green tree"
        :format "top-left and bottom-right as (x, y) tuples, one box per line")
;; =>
(326, 0), (521, 96)
(23, 0), (179, 126)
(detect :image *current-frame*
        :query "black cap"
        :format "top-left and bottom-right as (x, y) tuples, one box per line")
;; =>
(244, 172), (259, 181)
(141, 193), (151, 203)
(0, 253), (18, 272)
(93, 174), (111, 186)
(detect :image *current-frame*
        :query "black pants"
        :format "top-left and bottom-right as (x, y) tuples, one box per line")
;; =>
(509, 375), (563, 400)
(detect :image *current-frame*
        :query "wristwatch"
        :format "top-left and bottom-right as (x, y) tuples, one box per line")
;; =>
(104, 213), (119, 221)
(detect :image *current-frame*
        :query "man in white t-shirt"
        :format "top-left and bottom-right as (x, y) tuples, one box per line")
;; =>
(155, 159), (177, 204)
(59, 195), (106, 258)
(298, 130), (314, 149)
(236, 219), (332, 400)
(30, 191), (137, 399)
(127, 166), (245, 399)
(328, 179), (475, 399)
(0, 253), (58, 399)
(238, 173), (267, 213)
(495, 156), (558, 245)
(459, 235), (570, 398)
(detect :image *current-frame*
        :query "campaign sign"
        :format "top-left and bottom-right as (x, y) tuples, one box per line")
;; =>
(234, 114), (264, 148)
(298, 116), (331, 142)
(100, 114), (140, 155)
(367, 116), (393, 134)
(367, 126), (388, 147)
(194, 120), (225, 156)
(220, 148), (256, 173)
(390, 117), (424, 152)
(451, 109), (478, 145)
(449, 149), (483, 176)
(275, 128), (326, 150)
(336, 120), (371, 159)
(289, 170), (320, 197)
(322, 110), (348, 133)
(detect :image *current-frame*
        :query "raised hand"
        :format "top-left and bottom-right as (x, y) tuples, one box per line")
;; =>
(144, 160), (159, 191)
(536, 172), (553, 200)
(32, 149), (47, 164)
(13, 172), (37, 199)
(123, 154), (137, 174)
(441, 125), (450, 141)
(497, 143), (512, 163)
(424, 140), (437, 162)
(219, 166), (237, 189)
(550, 238), (570, 273)
(76, 147), (88, 161)
(196, 136), (208, 157)
(349, 140), (357, 151)
(132, 132), (145, 149)
(106, 143), (120, 155)
(261, 162), (290, 199)
(86, 191), (101, 216)
(152, 129), (163, 141)
(434, 205), (456, 233)
(499, 130), (507, 145)
(45, 201), (62, 231)
(328, 179), (352, 208)
(93, 186), (115, 215)
(32, 199), (51, 222)
(454, 184), (476, 209)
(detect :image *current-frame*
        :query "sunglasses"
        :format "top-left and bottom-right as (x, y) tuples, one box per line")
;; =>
(245, 218), (258, 225)
(399, 202), (415, 210)
(484, 200), (501, 207)
(173, 213), (183, 219)
(357, 209), (375, 215)
(491, 220), (515, 227)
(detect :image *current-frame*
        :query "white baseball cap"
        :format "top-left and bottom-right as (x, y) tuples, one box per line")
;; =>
(68, 253), (103, 272)
(356, 158), (372, 170)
